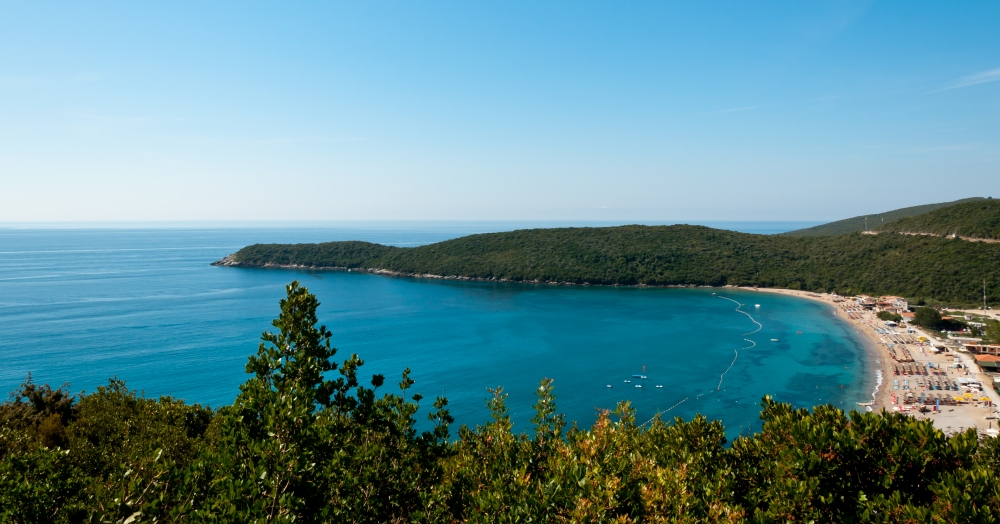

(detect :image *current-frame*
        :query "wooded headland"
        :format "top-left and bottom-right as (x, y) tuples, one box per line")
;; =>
(216, 223), (1000, 307)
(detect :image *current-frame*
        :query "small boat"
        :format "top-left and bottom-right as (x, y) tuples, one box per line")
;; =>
(634, 384), (642, 388)
(770, 338), (779, 342)
(632, 374), (647, 379)
(755, 304), (761, 308)
(655, 385), (663, 388)
(624, 379), (631, 383)
(606, 385), (613, 388)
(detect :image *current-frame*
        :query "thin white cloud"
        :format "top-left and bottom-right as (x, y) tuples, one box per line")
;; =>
(940, 67), (1000, 91)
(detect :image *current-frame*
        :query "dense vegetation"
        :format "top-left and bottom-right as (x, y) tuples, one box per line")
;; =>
(219, 225), (1000, 306)
(912, 307), (965, 332)
(3, 283), (1000, 522)
(877, 310), (903, 323)
(878, 199), (1000, 240)
(782, 197), (983, 237)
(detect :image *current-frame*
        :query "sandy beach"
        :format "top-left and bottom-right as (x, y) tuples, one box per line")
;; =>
(740, 287), (1000, 436)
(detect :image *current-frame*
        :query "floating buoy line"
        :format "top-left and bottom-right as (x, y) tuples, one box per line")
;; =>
(636, 294), (764, 428)
(714, 295), (762, 391)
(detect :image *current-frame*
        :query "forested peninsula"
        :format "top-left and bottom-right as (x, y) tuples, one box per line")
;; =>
(215, 224), (1000, 306)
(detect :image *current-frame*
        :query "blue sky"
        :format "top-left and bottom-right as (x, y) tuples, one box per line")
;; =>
(1, 1), (998, 221)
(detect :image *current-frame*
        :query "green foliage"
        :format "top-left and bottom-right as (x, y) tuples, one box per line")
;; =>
(0, 374), (77, 449)
(783, 197), (984, 237)
(4, 283), (1000, 521)
(224, 224), (1000, 306)
(914, 307), (944, 329)
(731, 398), (982, 522)
(0, 446), (90, 523)
(879, 198), (1000, 240)
(986, 320), (1000, 343)
(877, 310), (903, 322)
(202, 281), (453, 522)
(912, 307), (967, 332)
(0, 376), (216, 523)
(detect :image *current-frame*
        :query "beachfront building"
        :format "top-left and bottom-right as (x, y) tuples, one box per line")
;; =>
(965, 343), (1000, 357)
(877, 296), (909, 312)
(973, 355), (1000, 374)
(857, 296), (876, 310)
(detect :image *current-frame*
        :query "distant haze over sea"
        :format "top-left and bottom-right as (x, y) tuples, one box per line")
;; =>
(0, 220), (823, 239)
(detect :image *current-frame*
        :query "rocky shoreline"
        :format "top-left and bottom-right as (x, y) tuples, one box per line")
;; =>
(210, 256), (720, 289)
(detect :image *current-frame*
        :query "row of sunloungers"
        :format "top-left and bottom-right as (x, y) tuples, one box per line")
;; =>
(918, 378), (959, 391)
(876, 328), (919, 346)
(893, 362), (925, 375)
(887, 346), (914, 363)
(898, 393), (959, 406)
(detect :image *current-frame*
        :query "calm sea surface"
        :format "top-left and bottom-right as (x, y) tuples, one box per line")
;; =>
(0, 221), (874, 436)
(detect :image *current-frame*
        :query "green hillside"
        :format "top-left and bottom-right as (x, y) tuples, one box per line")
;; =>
(878, 198), (1000, 240)
(782, 197), (983, 237)
(217, 225), (1000, 306)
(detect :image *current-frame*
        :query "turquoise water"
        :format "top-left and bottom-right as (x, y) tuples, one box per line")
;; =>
(0, 223), (870, 437)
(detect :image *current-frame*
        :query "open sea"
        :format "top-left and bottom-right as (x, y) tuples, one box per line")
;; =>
(0, 221), (875, 437)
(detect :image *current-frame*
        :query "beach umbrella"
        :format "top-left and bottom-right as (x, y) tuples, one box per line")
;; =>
(980, 397), (991, 402)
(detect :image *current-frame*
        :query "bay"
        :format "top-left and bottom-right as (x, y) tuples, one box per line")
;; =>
(0, 221), (872, 437)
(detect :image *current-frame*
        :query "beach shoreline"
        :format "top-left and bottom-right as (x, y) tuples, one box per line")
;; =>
(734, 287), (894, 413)
(740, 287), (999, 435)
